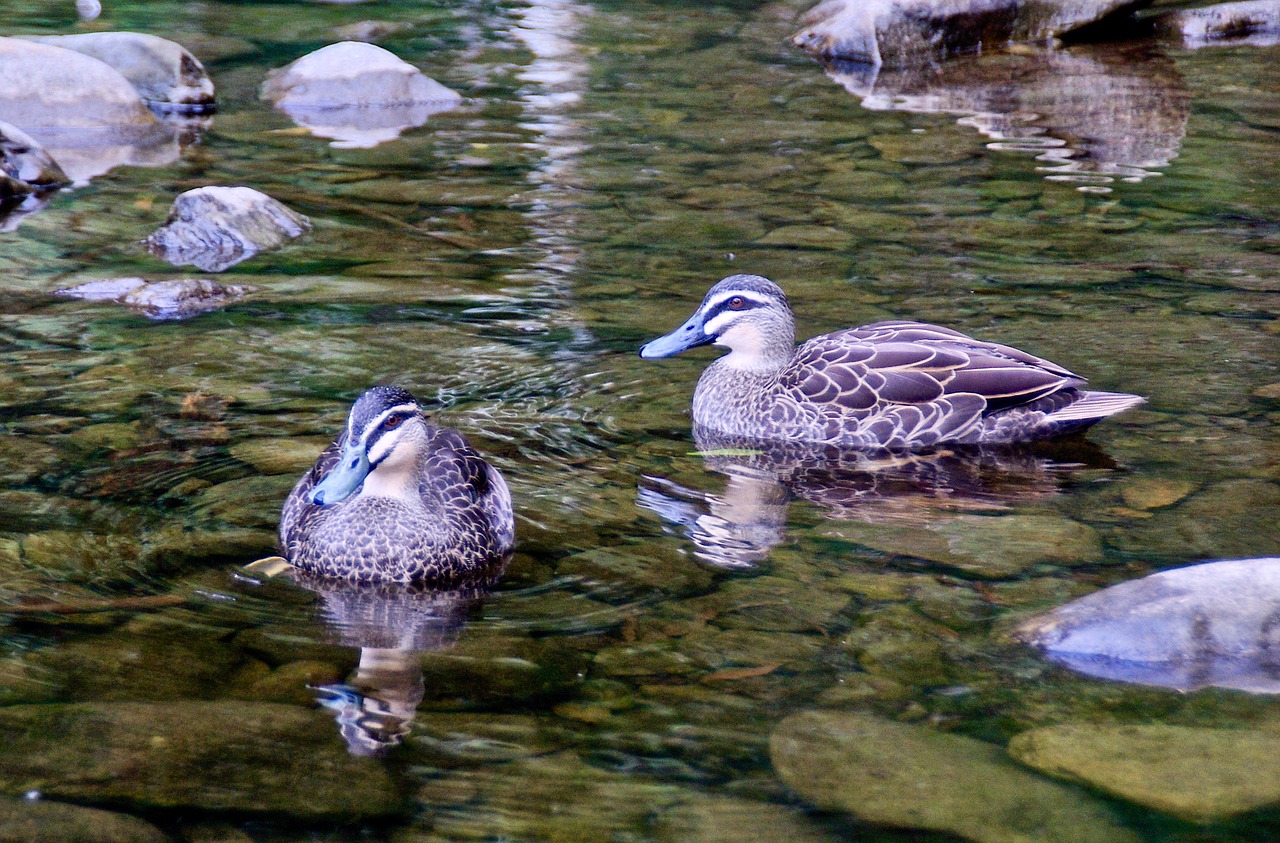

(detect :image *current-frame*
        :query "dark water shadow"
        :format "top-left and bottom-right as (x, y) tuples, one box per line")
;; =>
(638, 426), (1112, 569)
(825, 41), (1191, 192)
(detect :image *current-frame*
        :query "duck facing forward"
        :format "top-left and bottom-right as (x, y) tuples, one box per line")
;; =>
(280, 386), (514, 585)
(639, 275), (1143, 450)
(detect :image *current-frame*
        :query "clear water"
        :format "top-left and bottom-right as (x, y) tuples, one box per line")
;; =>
(1, 0), (1279, 839)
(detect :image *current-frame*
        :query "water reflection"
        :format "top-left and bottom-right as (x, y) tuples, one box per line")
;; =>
(1018, 557), (1280, 694)
(296, 564), (505, 756)
(825, 43), (1191, 192)
(640, 426), (1100, 568)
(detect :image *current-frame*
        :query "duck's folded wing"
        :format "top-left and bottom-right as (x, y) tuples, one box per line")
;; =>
(784, 328), (1079, 417)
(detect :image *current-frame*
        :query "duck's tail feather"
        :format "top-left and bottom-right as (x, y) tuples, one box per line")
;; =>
(1037, 390), (1144, 437)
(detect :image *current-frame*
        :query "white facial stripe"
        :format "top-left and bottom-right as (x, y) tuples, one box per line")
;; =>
(367, 427), (402, 465)
(703, 309), (747, 336)
(358, 404), (419, 446)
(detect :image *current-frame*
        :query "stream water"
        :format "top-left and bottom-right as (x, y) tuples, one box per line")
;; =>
(1, 0), (1279, 840)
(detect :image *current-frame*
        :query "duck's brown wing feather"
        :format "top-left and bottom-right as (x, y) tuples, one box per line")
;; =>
(782, 321), (1081, 420)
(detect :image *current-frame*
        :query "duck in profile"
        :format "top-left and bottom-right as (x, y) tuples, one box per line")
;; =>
(279, 386), (514, 584)
(640, 274), (1144, 450)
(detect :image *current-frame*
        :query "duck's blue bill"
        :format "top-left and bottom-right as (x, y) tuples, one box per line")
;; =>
(639, 312), (712, 358)
(309, 439), (369, 506)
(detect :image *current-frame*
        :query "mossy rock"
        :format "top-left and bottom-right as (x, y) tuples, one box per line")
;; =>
(0, 701), (403, 818)
(770, 710), (1138, 843)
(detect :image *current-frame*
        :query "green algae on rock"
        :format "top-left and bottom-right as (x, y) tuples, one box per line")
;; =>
(1008, 723), (1280, 823)
(770, 710), (1138, 843)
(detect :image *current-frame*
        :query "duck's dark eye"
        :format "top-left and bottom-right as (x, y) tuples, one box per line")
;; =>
(383, 414), (402, 429)
(728, 296), (746, 310)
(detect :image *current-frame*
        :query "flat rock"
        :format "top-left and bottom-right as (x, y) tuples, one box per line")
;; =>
(230, 437), (328, 475)
(261, 41), (460, 148)
(1008, 723), (1280, 822)
(770, 710), (1138, 843)
(144, 186), (310, 272)
(0, 701), (403, 818)
(1015, 557), (1280, 693)
(56, 277), (254, 320)
(0, 795), (166, 843)
(19, 32), (215, 113)
(792, 0), (1153, 66)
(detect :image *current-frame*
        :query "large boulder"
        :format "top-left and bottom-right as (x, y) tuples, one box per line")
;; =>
(260, 41), (461, 148)
(770, 710), (1138, 843)
(144, 186), (311, 272)
(1015, 557), (1280, 693)
(0, 38), (181, 183)
(792, 0), (1154, 65)
(19, 33), (214, 113)
(0, 795), (166, 843)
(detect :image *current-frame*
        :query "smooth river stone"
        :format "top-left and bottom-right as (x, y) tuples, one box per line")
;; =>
(770, 710), (1138, 843)
(144, 186), (311, 273)
(1015, 557), (1280, 693)
(0, 795), (166, 843)
(19, 32), (215, 112)
(1008, 723), (1280, 822)
(0, 701), (403, 818)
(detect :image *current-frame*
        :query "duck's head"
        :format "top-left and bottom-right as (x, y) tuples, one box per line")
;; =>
(309, 386), (428, 507)
(639, 274), (796, 368)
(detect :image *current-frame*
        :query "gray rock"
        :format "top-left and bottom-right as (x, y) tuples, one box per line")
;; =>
(260, 41), (461, 148)
(792, 0), (1152, 66)
(19, 32), (215, 113)
(1015, 557), (1280, 693)
(0, 795), (166, 843)
(0, 701), (404, 818)
(55, 277), (255, 320)
(0, 120), (68, 188)
(1009, 723), (1280, 822)
(0, 37), (180, 184)
(1155, 0), (1280, 45)
(770, 710), (1138, 843)
(229, 437), (329, 475)
(144, 186), (310, 272)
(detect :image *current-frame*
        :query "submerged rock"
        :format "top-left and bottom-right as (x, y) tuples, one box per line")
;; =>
(792, 0), (1152, 65)
(1015, 557), (1280, 693)
(770, 710), (1138, 843)
(0, 795), (166, 843)
(144, 186), (310, 272)
(260, 41), (461, 148)
(1009, 723), (1280, 822)
(19, 33), (216, 113)
(0, 701), (403, 818)
(55, 277), (254, 320)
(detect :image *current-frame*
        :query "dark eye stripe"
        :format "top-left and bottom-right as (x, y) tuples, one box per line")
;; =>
(705, 295), (764, 321)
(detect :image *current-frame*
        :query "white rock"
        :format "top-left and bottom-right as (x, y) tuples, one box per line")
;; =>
(261, 41), (460, 147)
(55, 277), (254, 320)
(21, 33), (215, 113)
(0, 120), (68, 187)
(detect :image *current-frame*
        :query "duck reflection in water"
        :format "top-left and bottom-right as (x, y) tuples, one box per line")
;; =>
(294, 562), (506, 757)
(640, 425), (1114, 569)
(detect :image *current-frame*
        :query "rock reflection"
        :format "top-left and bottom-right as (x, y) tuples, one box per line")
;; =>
(825, 43), (1190, 192)
(295, 564), (505, 756)
(639, 427), (1098, 569)
(1017, 557), (1280, 693)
